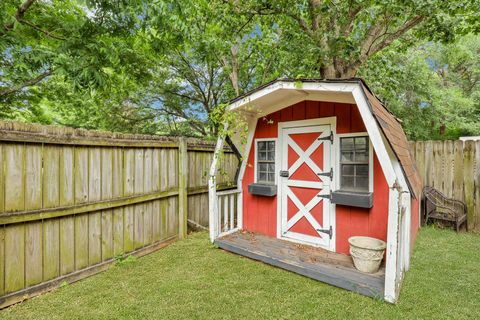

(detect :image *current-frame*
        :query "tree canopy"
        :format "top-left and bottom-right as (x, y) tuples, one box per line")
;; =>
(1, 0), (479, 139)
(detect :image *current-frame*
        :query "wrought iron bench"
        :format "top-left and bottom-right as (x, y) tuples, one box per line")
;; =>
(423, 186), (468, 232)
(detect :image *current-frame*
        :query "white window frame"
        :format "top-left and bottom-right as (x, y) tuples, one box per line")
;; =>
(334, 132), (374, 193)
(253, 138), (278, 185)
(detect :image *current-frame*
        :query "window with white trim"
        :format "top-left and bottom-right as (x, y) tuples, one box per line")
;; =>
(340, 136), (369, 192)
(256, 140), (276, 184)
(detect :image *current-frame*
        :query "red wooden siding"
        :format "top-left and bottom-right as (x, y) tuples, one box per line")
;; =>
(242, 100), (389, 254)
(335, 156), (389, 254)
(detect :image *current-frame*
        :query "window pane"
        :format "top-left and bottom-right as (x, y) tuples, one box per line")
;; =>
(355, 137), (367, 149)
(341, 138), (354, 150)
(342, 164), (354, 175)
(268, 173), (275, 182)
(258, 172), (267, 182)
(258, 141), (266, 151)
(267, 141), (275, 151)
(355, 177), (369, 191)
(341, 176), (354, 190)
(258, 151), (266, 161)
(267, 151), (275, 161)
(356, 164), (369, 177)
(341, 151), (354, 162)
(258, 163), (267, 172)
(354, 150), (368, 162)
(268, 163), (275, 172)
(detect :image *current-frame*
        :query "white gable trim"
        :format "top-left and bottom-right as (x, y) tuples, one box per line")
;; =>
(228, 81), (357, 112)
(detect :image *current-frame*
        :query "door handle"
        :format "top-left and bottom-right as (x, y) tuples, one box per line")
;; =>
(279, 170), (289, 177)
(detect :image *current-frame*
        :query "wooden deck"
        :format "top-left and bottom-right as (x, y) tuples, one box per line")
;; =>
(215, 231), (385, 299)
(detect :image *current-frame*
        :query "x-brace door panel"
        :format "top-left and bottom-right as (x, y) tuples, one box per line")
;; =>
(280, 124), (334, 249)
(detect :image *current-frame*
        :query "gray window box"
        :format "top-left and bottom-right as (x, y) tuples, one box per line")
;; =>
(248, 183), (277, 197)
(331, 190), (373, 208)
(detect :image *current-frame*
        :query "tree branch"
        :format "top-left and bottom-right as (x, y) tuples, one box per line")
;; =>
(341, 2), (362, 37)
(0, 69), (52, 97)
(345, 15), (424, 77)
(369, 15), (424, 56)
(163, 89), (204, 104)
(2, 0), (66, 40)
(308, 0), (321, 31)
(285, 12), (314, 38)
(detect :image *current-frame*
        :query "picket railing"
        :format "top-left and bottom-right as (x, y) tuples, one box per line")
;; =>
(216, 189), (241, 236)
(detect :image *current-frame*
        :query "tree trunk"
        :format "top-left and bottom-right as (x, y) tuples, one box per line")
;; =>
(320, 62), (359, 79)
(320, 65), (337, 79)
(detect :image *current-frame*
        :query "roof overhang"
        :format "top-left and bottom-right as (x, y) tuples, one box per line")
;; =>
(227, 79), (359, 117)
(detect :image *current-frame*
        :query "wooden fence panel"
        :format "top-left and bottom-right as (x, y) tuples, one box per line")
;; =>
(4, 224), (24, 293)
(444, 141), (454, 198)
(410, 140), (480, 232)
(25, 145), (42, 211)
(453, 141), (465, 201)
(25, 221), (42, 286)
(75, 147), (89, 204)
(60, 147), (75, 206)
(60, 216), (75, 275)
(4, 144), (25, 212)
(0, 226), (5, 296)
(0, 121), (238, 308)
(43, 218), (60, 281)
(475, 141), (480, 231)
(44, 146), (60, 208)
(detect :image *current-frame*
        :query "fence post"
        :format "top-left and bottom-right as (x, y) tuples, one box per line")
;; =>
(178, 137), (188, 239)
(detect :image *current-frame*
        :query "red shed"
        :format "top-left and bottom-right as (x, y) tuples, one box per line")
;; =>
(208, 79), (422, 303)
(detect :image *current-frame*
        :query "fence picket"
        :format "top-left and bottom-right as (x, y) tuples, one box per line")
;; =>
(475, 141), (480, 232)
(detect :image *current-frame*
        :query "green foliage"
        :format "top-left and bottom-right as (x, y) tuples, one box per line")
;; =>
(234, 0), (480, 78)
(360, 35), (480, 140)
(114, 254), (137, 267)
(141, 0), (287, 136)
(0, 0), (159, 134)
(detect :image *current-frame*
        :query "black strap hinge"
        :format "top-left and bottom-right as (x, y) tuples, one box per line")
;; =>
(316, 225), (333, 239)
(317, 131), (334, 143)
(317, 168), (333, 180)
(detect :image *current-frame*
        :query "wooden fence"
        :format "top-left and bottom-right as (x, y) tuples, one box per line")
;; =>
(0, 121), (238, 308)
(410, 140), (480, 232)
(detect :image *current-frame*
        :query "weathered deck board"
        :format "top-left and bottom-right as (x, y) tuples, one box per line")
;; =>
(215, 231), (385, 299)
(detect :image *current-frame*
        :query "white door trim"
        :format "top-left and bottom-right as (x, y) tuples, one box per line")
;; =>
(277, 117), (337, 251)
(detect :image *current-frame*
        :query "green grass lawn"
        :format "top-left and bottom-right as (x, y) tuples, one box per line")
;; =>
(2, 227), (480, 319)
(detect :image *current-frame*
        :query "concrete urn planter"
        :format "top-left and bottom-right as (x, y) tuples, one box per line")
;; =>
(348, 236), (386, 273)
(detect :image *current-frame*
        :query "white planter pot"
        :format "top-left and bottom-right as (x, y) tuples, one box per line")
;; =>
(348, 236), (386, 273)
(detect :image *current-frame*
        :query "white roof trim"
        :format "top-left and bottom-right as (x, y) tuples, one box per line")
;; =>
(227, 81), (357, 112)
